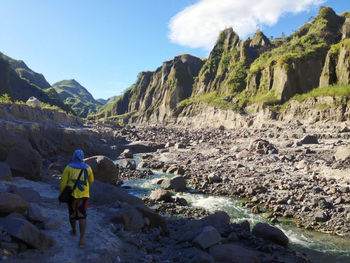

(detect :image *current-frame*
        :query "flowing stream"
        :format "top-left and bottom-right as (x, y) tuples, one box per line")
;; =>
(121, 155), (350, 263)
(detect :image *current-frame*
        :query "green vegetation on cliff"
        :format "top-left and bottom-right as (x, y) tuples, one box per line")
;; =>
(0, 53), (74, 115)
(0, 93), (69, 113)
(89, 7), (350, 122)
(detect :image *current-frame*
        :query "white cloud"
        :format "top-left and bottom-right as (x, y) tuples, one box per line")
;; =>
(168, 0), (325, 50)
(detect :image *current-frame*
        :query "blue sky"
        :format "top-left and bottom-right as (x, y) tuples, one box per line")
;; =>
(0, 0), (348, 100)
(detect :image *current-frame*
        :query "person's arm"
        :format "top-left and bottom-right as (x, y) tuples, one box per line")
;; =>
(59, 166), (70, 195)
(88, 167), (94, 185)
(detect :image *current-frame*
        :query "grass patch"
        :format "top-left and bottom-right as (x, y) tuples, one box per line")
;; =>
(0, 93), (12, 103)
(278, 84), (350, 112)
(178, 91), (238, 111)
(248, 90), (279, 105)
(0, 93), (66, 113)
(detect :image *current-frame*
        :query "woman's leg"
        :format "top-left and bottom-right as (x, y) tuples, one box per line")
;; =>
(68, 200), (77, 235)
(79, 218), (86, 245)
(70, 219), (77, 235)
(76, 198), (89, 247)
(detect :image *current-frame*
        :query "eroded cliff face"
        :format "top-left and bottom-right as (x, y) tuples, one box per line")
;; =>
(319, 16), (350, 88)
(192, 29), (272, 97)
(103, 54), (204, 123)
(97, 7), (350, 128)
(246, 7), (345, 103)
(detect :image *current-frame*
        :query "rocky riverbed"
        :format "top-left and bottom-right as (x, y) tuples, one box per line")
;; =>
(2, 104), (350, 262)
(115, 121), (350, 237)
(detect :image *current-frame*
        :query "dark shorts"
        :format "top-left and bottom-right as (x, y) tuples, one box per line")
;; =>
(68, 198), (89, 220)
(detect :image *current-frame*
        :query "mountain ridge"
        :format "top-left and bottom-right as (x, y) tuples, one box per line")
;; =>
(52, 79), (103, 118)
(93, 6), (350, 125)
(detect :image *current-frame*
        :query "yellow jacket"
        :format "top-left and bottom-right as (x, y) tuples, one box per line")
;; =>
(59, 166), (94, 198)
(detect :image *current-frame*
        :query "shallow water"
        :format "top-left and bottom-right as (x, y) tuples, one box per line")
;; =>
(121, 155), (350, 263)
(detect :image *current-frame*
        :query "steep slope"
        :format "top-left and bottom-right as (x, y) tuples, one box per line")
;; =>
(0, 53), (74, 114)
(1, 52), (52, 90)
(192, 28), (272, 97)
(246, 7), (345, 103)
(96, 95), (119, 113)
(95, 54), (204, 122)
(94, 7), (350, 125)
(52, 79), (102, 117)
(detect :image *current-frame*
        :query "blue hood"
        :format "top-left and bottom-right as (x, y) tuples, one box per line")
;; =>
(68, 150), (89, 169)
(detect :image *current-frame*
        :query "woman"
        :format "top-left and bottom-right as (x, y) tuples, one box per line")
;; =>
(59, 149), (94, 248)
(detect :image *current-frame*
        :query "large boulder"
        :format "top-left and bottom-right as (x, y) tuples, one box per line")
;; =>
(207, 172), (222, 183)
(26, 96), (41, 109)
(193, 226), (221, 249)
(0, 192), (30, 217)
(7, 185), (42, 203)
(149, 189), (173, 202)
(27, 203), (48, 223)
(0, 162), (12, 181)
(161, 176), (187, 192)
(334, 145), (350, 161)
(118, 159), (137, 170)
(90, 181), (143, 206)
(5, 144), (42, 181)
(177, 211), (230, 242)
(209, 244), (260, 263)
(84, 155), (119, 185)
(252, 223), (289, 247)
(201, 211), (231, 230)
(135, 205), (169, 236)
(110, 207), (144, 231)
(123, 141), (165, 153)
(190, 252), (214, 263)
(3, 216), (55, 249)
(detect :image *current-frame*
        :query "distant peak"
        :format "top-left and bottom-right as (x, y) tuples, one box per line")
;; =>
(251, 30), (271, 47)
(317, 6), (337, 20)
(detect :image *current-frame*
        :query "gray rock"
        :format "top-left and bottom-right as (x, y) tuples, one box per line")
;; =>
(110, 207), (144, 231)
(6, 144), (42, 181)
(297, 135), (319, 145)
(0, 162), (12, 181)
(119, 149), (133, 159)
(236, 149), (250, 159)
(166, 166), (185, 175)
(27, 203), (48, 223)
(149, 189), (173, 202)
(26, 96), (41, 109)
(3, 217), (55, 249)
(175, 143), (186, 149)
(124, 141), (165, 153)
(43, 217), (61, 230)
(201, 211), (231, 230)
(207, 172), (222, 183)
(190, 252), (214, 263)
(118, 159), (136, 170)
(174, 196), (188, 206)
(334, 145), (350, 161)
(90, 181), (143, 206)
(252, 223), (289, 247)
(193, 226), (221, 249)
(161, 176), (187, 192)
(137, 161), (148, 169)
(315, 211), (328, 222)
(209, 244), (260, 263)
(7, 186), (41, 203)
(85, 155), (119, 184)
(0, 192), (30, 217)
